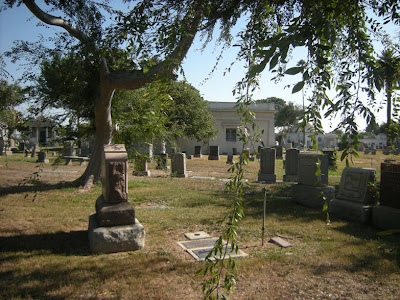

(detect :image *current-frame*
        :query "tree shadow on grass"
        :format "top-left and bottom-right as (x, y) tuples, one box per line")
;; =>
(0, 230), (90, 259)
(0, 181), (78, 197)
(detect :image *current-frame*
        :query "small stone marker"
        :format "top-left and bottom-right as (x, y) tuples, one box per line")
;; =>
(88, 144), (145, 254)
(156, 153), (168, 170)
(37, 151), (49, 163)
(274, 145), (283, 159)
(184, 231), (211, 240)
(194, 146), (203, 158)
(171, 152), (187, 177)
(258, 147), (276, 183)
(63, 140), (75, 157)
(208, 146), (220, 160)
(269, 237), (292, 248)
(133, 156), (150, 177)
(226, 155), (235, 164)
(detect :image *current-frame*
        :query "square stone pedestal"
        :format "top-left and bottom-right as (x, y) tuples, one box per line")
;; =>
(88, 214), (145, 254)
(372, 206), (400, 229)
(329, 199), (373, 224)
(291, 184), (335, 208)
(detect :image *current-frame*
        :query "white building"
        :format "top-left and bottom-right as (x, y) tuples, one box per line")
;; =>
(286, 123), (338, 149)
(359, 133), (387, 148)
(27, 117), (57, 146)
(175, 102), (276, 155)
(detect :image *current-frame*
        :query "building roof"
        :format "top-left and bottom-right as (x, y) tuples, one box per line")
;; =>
(208, 101), (275, 112)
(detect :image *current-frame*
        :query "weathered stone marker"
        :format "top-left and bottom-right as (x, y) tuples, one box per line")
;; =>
(37, 151), (49, 163)
(372, 161), (400, 229)
(88, 144), (145, 254)
(329, 167), (377, 223)
(171, 152), (187, 178)
(194, 146), (203, 158)
(63, 140), (75, 157)
(208, 146), (220, 160)
(274, 145), (283, 159)
(226, 155), (235, 164)
(156, 153), (168, 170)
(291, 152), (334, 208)
(80, 141), (90, 157)
(283, 148), (299, 182)
(258, 147), (276, 183)
(133, 156), (150, 177)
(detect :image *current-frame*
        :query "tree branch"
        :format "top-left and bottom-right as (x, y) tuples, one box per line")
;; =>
(23, 0), (89, 44)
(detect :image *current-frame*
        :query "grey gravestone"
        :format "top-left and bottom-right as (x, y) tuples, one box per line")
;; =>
(208, 146), (220, 160)
(371, 149), (376, 155)
(226, 155), (235, 164)
(63, 140), (75, 157)
(156, 153), (168, 170)
(274, 145), (283, 159)
(383, 148), (390, 155)
(258, 147), (276, 183)
(137, 142), (153, 162)
(133, 156), (150, 177)
(194, 146), (202, 158)
(291, 152), (334, 208)
(283, 148), (299, 182)
(80, 141), (90, 157)
(0, 138), (4, 155)
(89, 144), (145, 254)
(37, 151), (49, 163)
(329, 167), (377, 223)
(379, 161), (400, 209)
(232, 148), (238, 155)
(171, 153), (187, 178)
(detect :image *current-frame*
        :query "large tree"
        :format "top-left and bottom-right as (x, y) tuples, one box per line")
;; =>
(3, 0), (400, 184)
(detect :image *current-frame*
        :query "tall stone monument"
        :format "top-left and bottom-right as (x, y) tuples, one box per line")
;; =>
(258, 147), (276, 183)
(171, 152), (187, 178)
(329, 167), (377, 223)
(291, 152), (334, 208)
(372, 161), (400, 229)
(88, 144), (145, 254)
(208, 146), (220, 160)
(194, 146), (203, 158)
(283, 148), (300, 182)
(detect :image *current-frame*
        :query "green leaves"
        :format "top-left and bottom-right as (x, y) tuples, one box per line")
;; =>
(292, 81), (305, 93)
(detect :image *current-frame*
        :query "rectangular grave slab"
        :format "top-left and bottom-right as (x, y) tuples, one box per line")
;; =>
(184, 231), (212, 240)
(208, 146), (220, 160)
(194, 146), (203, 158)
(171, 153), (187, 177)
(297, 153), (329, 186)
(291, 184), (335, 208)
(372, 206), (400, 230)
(329, 198), (373, 224)
(258, 147), (276, 183)
(337, 167), (377, 205)
(283, 148), (300, 182)
(380, 161), (400, 209)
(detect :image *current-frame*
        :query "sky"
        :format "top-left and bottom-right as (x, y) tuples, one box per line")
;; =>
(0, 1), (398, 132)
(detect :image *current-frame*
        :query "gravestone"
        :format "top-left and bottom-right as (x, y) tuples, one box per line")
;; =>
(156, 153), (168, 170)
(37, 151), (49, 164)
(232, 148), (238, 155)
(18, 142), (26, 151)
(187, 154), (192, 159)
(31, 144), (39, 158)
(393, 149), (400, 156)
(63, 140), (75, 157)
(383, 148), (390, 155)
(371, 149), (376, 155)
(322, 149), (336, 168)
(329, 167), (377, 223)
(258, 147), (276, 183)
(137, 142), (153, 162)
(283, 148), (300, 182)
(274, 145), (283, 159)
(226, 155), (235, 164)
(88, 144), (145, 254)
(76, 148), (81, 156)
(194, 146), (202, 158)
(208, 146), (220, 160)
(0, 138), (4, 155)
(80, 141), (90, 157)
(133, 156), (150, 177)
(171, 153), (187, 178)
(291, 153), (334, 208)
(285, 143), (293, 149)
(364, 149), (370, 155)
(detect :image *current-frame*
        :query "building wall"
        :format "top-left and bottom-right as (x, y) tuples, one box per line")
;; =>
(176, 102), (276, 155)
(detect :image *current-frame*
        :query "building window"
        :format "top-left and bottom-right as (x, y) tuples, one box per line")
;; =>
(226, 128), (237, 142)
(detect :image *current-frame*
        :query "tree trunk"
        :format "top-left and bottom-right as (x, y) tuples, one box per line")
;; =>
(75, 83), (114, 188)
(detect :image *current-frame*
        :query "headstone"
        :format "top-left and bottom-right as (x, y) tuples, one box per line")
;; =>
(133, 156), (150, 177)
(208, 146), (220, 160)
(194, 146), (202, 158)
(80, 141), (90, 157)
(156, 153), (168, 170)
(226, 155), (235, 164)
(137, 142), (153, 162)
(37, 151), (49, 163)
(76, 148), (82, 156)
(383, 148), (390, 155)
(18, 142), (26, 151)
(31, 144), (39, 158)
(0, 138), (4, 155)
(232, 148), (238, 155)
(291, 152), (334, 208)
(329, 168), (377, 223)
(392, 149), (400, 156)
(89, 144), (145, 254)
(258, 147), (276, 183)
(371, 149), (376, 155)
(274, 145), (283, 159)
(364, 149), (370, 155)
(285, 143), (293, 149)
(283, 148), (300, 182)
(63, 140), (75, 157)
(187, 154), (192, 159)
(322, 149), (336, 168)
(379, 161), (400, 209)
(171, 153), (187, 178)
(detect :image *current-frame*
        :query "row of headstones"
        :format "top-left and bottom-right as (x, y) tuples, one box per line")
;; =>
(289, 154), (400, 230)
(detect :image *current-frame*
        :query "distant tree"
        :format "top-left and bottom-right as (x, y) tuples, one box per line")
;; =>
(257, 97), (303, 128)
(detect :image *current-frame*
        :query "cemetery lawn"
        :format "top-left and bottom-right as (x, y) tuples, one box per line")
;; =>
(1, 151), (399, 299)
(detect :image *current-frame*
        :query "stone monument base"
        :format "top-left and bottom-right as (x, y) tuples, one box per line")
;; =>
(194, 154), (203, 158)
(88, 214), (145, 254)
(133, 170), (150, 177)
(291, 184), (335, 208)
(172, 172), (188, 178)
(329, 199), (373, 224)
(208, 156), (220, 160)
(283, 174), (297, 182)
(372, 205), (400, 229)
(257, 174), (277, 183)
